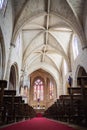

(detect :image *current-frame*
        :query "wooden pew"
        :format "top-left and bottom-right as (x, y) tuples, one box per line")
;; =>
(44, 100), (63, 120)
(59, 94), (84, 122)
(44, 93), (85, 123)
(24, 104), (36, 119)
(3, 94), (35, 123)
(14, 96), (25, 121)
(68, 87), (82, 95)
(65, 87), (87, 125)
(3, 90), (16, 124)
(0, 80), (7, 125)
(77, 76), (87, 126)
(3, 95), (25, 123)
(44, 86), (87, 126)
(0, 80), (7, 105)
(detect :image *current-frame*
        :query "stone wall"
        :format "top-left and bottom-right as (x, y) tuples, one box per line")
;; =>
(72, 49), (87, 87)
(0, 0), (14, 79)
(10, 32), (23, 92)
(0, 0), (87, 98)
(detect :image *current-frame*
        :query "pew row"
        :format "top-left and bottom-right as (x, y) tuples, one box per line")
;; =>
(44, 87), (87, 127)
(0, 80), (36, 126)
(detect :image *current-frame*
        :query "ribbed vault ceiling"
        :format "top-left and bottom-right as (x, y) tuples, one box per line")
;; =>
(13, 0), (85, 81)
(21, 11), (72, 76)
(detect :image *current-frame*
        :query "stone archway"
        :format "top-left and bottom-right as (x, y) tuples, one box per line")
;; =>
(29, 69), (57, 111)
(9, 63), (19, 90)
(76, 66), (87, 87)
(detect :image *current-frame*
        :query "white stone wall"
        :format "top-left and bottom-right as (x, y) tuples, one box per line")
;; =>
(72, 49), (87, 87)
(70, 34), (83, 87)
(83, 0), (87, 41)
(0, 0), (87, 97)
(10, 32), (23, 92)
(0, 0), (14, 79)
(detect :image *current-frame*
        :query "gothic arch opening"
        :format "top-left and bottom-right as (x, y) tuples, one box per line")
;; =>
(76, 66), (87, 87)
(29, 69), (57, 112)
(9, 64), (18, 90)
(0, 28), (5, 79)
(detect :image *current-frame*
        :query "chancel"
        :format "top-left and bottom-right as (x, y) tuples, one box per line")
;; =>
(0, 0), (87, 130)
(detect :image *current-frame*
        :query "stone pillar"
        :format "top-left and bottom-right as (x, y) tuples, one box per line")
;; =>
(5, 43), (15, 89)
(56, 78), (60, 99)
(20, 66), (30, 103)
(73, 78), (77, 87)
(23, 74), (30, 87)
(57, 74), (63, 98)
(24, 74), (30, 103)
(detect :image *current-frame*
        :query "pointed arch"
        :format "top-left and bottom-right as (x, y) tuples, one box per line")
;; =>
(9, 63), (19, 90)
(75, 65), (87, 87)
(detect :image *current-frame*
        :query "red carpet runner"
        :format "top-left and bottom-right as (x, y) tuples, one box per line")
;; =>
(0, 118), (77, 130)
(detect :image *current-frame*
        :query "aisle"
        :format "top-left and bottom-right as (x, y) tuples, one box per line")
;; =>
(0, 118), (77, 130)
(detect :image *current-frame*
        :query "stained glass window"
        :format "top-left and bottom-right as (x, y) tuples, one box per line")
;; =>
(33, 79), (43, 101)
(49, 81), (54, 99)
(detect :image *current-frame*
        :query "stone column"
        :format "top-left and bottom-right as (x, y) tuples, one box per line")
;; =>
(5, 43), (15, 89)
(73, 78), (77, 87)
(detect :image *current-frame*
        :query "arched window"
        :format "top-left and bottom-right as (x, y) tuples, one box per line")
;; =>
(72, 35), (79, 60)
(33, 79), (44, 101)
(49, 81), (54, 99)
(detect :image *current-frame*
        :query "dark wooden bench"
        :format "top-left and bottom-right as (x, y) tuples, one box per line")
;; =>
(3, 95), (25, 123)
(68, 87), (82, 95)
(0, 80), (7, 104)
(2, 90), (16, 124)
(0, 80), (7, 125)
